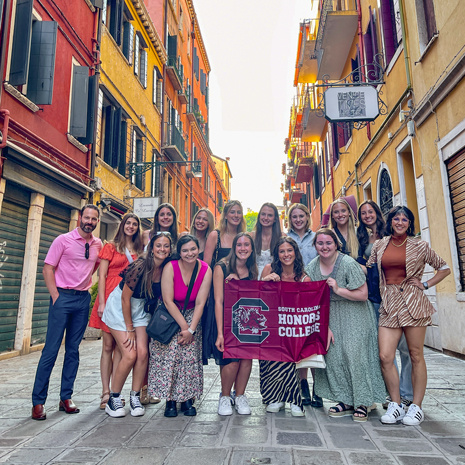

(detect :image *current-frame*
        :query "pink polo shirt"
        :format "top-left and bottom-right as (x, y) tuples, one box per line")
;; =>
(44, 228), (102, 291)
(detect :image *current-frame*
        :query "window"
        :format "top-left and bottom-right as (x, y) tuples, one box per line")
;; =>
(363, 8), (380, 81)
(153, 66), (163, 112)
(167, 175), (173, 205)
(122, 20), (134, 64)
(415, 0), (437, 54)
(379, 168), (393, 215)
(185, 194), (188, 226)
(175, 184), (180, 216)
(69, 64), (97, 144)
(380, 0), (401, 67)
(313, 160), (320, 200)
(193, 47), (199, 80)
(98, 89), (128, 176)
(8, 0), (57, 105)
(200, 70), (206, 95)
(134, 32), (147, 87)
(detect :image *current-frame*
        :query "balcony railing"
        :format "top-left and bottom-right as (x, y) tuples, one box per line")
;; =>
(166, 56), (183, 91)
(315, 0), (358, 80)
(163, 122), (187, 162)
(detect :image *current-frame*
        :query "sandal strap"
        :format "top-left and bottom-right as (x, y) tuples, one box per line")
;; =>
(354, 405), (368, 416)
(101, 391), (110, 399)
(330, 402), (353, 413)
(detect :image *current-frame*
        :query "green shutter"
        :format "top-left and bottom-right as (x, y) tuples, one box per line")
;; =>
(69, 66), (90, 138)
(9, 0), (34, 86)
(32, 208), (69, 345)
(112, 106), (122, 168)
(168, 34), (177, 57)
(26, 21), (58, 105)
(103, 105), (115, 164)
(78, 74), (97, 145)
(0, 199), (28, 352)
(118, 120), (127, 176)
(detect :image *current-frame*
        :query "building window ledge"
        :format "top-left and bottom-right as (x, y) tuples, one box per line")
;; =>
(415, 33), (439, 65)
(385, 44), (404, 76)
(97, 156), (127, 182)
(4, 83), (39, 112)
(67, 134), (88, 153)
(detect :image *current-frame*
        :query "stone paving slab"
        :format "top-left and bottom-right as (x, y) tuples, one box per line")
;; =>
(0, 341), (464, 464)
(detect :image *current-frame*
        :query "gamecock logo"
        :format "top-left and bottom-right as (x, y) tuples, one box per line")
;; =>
(232, 298), (269, 343)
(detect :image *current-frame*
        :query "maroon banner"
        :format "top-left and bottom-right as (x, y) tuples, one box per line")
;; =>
(223, 280), (330, 363)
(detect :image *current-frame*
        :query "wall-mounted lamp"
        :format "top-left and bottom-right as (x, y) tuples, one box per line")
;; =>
(96, 199), (111, 211)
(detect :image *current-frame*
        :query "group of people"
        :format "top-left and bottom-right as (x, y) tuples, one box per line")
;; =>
(30, 196), (450, 427)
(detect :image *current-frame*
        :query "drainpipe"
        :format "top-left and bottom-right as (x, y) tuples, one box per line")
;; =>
(398, 0), (412, 89)
(160, 0), (168, 202)
(0, 109), (9, 150)
(89, 6), (102, 204)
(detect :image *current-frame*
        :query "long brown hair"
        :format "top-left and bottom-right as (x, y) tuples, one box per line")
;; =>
(140, 232), (172, 299)
(149, 203), (178, 245)
(271, 237), (305, 282)
(112, 213), (144, 255)
(254, 202), (282, 255)
(218, 232), (258, 280)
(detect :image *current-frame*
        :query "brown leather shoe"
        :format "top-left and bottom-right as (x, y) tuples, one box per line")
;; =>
(59, 399), (80, 414)
(32, 404), (46, 420)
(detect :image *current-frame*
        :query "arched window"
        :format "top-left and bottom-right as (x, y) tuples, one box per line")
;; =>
(379, 168), (393, 215)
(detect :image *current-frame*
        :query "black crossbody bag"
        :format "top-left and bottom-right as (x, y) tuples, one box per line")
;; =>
(146, 261), (199, 345)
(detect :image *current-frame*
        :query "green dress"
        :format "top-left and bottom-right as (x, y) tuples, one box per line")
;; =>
(305, 254), (386, 407)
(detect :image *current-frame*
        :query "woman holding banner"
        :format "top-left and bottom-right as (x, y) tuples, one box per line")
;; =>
(214, 233), (258, 416)
(286, 203), (320, 407)
(260, 237), (312, 417)
(305, 228), (386, 422)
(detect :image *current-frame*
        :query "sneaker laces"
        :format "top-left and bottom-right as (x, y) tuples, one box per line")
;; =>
(219, 396), (231, 409)
(110, 395), (124, 410)
(236, 395), (249, 409)
(130, 392), (142, 410)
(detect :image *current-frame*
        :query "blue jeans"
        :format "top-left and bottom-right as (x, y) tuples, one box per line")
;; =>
(372, 303), (413, 401)
(32, 290), (90, 406)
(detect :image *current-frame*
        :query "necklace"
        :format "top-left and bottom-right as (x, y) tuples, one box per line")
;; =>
(391, 236), (408, 247)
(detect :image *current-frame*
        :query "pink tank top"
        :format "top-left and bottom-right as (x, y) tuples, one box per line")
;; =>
(172, 259), (208, 308)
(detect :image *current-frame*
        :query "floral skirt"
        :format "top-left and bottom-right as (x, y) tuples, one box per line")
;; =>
(148, 307), (203, 402)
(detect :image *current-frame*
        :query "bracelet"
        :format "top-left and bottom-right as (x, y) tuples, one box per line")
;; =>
(187, 327), (196, 335)
(126, 328), (135, 332)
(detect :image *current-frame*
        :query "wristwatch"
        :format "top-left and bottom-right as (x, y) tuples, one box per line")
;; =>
(422, 281), (429, 290)
(187, 327), (196, 335)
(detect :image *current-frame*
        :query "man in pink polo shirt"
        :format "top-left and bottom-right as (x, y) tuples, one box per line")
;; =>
(32, 204), (102, 420)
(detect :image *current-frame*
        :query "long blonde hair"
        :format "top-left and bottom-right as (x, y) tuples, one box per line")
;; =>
(329, 198), (358, 259)
(190, 208), (214, 239)
(218, 200), (246, 236)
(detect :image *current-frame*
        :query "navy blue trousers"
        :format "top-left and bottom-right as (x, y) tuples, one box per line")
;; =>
(32, 290), (90, 406)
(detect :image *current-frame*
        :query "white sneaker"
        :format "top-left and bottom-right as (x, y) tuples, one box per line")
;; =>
(105, 394), (126, 418)
(290, 403), (305, 417)
(402, 403), (424, 426)
(129, 391), (145, 417)
(218, 396), (233, 416)
(380, 402), (405, 424)
(218, 391), (236, 405)
(266, 401), (285, 413)
(235, 394), (251, 415)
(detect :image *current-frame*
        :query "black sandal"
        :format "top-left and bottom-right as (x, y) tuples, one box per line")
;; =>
(329, 402), (354, 417)
(352, 405), (369, 422)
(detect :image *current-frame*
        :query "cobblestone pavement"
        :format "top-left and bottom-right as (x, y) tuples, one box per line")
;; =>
(0, 340), (464, 464)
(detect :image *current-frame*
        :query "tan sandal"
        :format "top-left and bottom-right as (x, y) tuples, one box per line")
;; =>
(100, 391), (110, 410)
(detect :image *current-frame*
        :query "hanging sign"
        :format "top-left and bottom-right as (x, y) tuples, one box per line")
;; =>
(324, 86), (379, 122)
(133, 197), (159, 219)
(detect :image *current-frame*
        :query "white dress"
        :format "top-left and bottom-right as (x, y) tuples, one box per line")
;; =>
(256, 249), (272, 279)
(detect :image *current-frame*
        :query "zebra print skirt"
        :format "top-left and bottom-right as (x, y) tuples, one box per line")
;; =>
(379, 284), (432, 328)
(259, 360), (302, 408)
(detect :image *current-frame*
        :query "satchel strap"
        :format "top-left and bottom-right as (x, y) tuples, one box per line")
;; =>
(329, 253), (343, 279)
(182, 260), (199, 313)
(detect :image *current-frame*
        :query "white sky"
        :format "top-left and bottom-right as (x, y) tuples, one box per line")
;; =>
(194, 0), (315, 212)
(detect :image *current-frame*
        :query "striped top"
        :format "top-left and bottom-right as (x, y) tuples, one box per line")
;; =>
(367, 236), (448, 319)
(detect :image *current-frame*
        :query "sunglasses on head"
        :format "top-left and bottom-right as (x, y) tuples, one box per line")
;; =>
(155, 231), (171, 236)
(85, 243), (90, 259)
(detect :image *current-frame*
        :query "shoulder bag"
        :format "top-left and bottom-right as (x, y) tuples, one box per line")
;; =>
(146, 261), (199, 345)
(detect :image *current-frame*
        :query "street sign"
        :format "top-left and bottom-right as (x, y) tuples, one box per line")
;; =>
(133, 197), (159, 219)
(324, 86), (379, 122)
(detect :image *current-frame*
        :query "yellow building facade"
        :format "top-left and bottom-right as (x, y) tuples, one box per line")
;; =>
(95, 0), (166, 237)
(286, 0), (465, 355)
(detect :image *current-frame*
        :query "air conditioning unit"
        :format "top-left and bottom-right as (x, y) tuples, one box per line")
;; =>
(91, 177), (102, 190)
